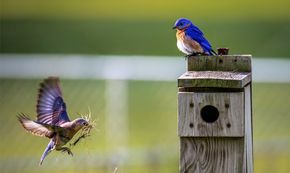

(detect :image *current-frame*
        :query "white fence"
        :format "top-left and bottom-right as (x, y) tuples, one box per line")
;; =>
(0, 54), (290, 82)
(1, 54), (290, 171)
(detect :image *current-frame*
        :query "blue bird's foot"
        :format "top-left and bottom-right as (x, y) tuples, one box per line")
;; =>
(185, 52), (202, 58)
(184, 53), (196, 60)
(184, 54), (193, 59)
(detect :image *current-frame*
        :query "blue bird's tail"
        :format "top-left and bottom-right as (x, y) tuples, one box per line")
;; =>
(39, 140), (54, 165)
(210, 49), (217, 55)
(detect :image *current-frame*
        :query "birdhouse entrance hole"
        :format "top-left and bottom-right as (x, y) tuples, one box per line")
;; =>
(200, 105), (219, 123)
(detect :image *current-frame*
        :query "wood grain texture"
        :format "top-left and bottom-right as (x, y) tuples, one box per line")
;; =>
(178, 87), (244, 93)
(178, 71), (251, 88)
(187, 55), (252, 72)
(178, 92), (244, 137)
(180, 137), (244, 173)
(243, 84), (253, 173)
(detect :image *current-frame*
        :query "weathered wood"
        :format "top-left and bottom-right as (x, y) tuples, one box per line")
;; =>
(178, 55), (253, 173)
(179, 87), (244, 93)
(187, 55), (252, 72)
(243, 84), (253, 173)
(178, 92), (244, 137)
(180, 137), (244, 173)
(178, 71), (251, 88)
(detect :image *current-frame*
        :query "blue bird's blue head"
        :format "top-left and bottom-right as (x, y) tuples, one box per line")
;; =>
(172, 18), (193, 30)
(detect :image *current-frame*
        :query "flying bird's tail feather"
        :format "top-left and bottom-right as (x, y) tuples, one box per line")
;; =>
(39, 139), (54, 165)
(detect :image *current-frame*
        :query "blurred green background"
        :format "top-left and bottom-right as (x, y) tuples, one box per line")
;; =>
(1, 0), (290, 56)
(1, 0), (290, 173)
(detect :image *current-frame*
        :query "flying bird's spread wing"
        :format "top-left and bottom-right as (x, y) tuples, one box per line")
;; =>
(37, 77), (70, 125)
(18, 114), (53, 138)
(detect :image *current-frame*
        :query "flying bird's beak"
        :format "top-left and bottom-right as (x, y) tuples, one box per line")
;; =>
(172, 26), (177, 29)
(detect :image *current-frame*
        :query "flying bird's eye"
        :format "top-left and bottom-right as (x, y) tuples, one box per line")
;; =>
(83, 122), (88, 126)
(180, 23), (183, 26)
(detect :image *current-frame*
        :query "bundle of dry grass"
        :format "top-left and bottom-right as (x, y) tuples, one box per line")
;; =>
(68, 111), (96, 147)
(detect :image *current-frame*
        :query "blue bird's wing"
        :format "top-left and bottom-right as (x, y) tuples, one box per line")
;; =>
(190, 23), (204, 35)
(37, 77), (70, 125)
(186, 26), (214, 54)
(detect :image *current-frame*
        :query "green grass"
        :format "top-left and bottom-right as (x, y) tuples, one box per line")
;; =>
(1, 19), (290, 57)
(0, 79), (290, 173)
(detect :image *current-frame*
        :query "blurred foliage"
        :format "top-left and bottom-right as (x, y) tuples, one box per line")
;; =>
(0, 79), (290, 173)
(1, 19), (290, 57)
(1, 0), (290, 57)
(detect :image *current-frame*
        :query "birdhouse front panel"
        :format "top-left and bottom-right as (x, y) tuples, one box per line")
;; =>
(178, 92), (244, 137)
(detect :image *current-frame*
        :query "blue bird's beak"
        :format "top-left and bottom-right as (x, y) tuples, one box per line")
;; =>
(172, 26), (177, 29)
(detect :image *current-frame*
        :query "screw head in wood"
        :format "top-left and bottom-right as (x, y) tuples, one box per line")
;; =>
(189, 102), (194, 108)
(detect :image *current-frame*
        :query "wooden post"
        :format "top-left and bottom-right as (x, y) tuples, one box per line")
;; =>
(178, 55), (253, 173)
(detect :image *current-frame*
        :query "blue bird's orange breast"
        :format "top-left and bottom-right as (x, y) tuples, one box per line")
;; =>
(176, 30), (204, 54)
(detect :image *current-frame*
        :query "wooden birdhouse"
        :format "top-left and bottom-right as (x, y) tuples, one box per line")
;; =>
(178, 55), (253, 173)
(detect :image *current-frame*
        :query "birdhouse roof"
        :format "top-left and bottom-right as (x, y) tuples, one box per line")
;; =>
(178, 55), (252, 88)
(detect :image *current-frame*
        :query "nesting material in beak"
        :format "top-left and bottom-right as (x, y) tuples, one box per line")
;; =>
(69, 111), (96, 147)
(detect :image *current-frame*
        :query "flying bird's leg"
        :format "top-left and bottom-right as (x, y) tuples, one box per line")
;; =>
(58, 147), (74, 156)
(72, 136), (82, 146)
(72, 133), (88, 146)
(39, 140), (55, 165)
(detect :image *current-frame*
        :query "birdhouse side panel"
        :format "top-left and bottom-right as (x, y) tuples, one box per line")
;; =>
(243, 84), (253, 173)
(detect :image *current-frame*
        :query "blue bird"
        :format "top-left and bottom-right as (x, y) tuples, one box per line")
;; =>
(18, 77), (90, 165)
(173, 18), (216, 56)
